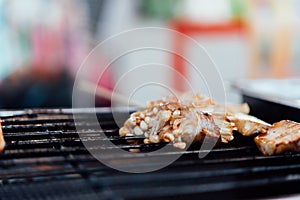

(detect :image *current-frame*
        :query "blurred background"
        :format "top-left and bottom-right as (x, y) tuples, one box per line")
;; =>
(0, 0), (300, 109)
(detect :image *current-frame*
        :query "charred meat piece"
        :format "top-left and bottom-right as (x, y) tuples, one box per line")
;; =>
(255, 120), (300, 155)
(227, 113), (271, 137)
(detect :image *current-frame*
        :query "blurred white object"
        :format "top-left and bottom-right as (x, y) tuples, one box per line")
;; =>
(182, 0), (232, 23)
(246, 0), (295, 78)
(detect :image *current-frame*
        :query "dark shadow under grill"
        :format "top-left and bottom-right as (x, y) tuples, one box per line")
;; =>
(0, 108), (299, 200)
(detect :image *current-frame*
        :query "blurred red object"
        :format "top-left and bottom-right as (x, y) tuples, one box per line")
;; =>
(170, 20), (245, 91)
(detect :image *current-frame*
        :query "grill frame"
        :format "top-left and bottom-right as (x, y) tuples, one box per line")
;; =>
(0, 108), (300, 199)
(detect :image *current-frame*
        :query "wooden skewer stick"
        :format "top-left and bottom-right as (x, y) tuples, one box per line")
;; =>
(78, 80), (145, 108)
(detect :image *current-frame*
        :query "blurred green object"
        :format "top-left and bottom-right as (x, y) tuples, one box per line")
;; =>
(230, 0), (246, 22)
(140, 0), (178, 20)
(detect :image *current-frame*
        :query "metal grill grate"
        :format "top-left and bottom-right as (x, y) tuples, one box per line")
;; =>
(0, 108), (300, 200)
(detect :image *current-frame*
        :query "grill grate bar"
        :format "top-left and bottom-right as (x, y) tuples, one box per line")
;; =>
(2, 150), (300, 187)
(97, 175), (300, 199)
(0, 145), (299, 179)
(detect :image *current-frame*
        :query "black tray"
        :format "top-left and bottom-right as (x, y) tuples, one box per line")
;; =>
(233, 79), (300, 123)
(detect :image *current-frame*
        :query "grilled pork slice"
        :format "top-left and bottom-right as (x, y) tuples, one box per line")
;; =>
(0, 120), (5, 152)
(227, 113), (271, 136)
(255, 120), (300, 155)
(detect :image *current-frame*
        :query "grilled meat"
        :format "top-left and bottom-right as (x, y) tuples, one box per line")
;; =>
(119, 93), (238, 149)
(225, 103), (250, 114)
(213, 113), (236, 143)
(227, 113), (271, 136)
(120, 93), (300, 153)
(254, 120), (300, 155)
(211, 103), (250, 115)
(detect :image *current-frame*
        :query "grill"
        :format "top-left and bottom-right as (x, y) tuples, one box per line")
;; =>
(0, 108), (300, 199)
